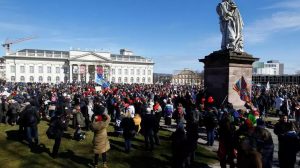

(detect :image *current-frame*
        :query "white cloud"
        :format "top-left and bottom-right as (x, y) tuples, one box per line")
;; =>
(263, 0), (300, 9)
(0, 22), (37, 33)
(245, 11), (300, 43)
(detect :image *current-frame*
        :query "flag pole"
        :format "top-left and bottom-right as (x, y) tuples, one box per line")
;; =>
(221, 95), (228, 106)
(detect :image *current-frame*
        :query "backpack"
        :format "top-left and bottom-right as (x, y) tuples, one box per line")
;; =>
(164, 105), (173, 117)
(46, 125), (57, 139)
(24, 107), (37, 126)
(46, 116), (67, 139)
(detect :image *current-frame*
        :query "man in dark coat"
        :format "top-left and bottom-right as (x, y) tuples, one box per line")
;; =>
(253, 119), (274, 168)
(141, 107), (156, 150)
(50, 106), (68, 158)
(120, 115), (136, 153)
(274, 114), (291, 168)
(22, 100), (40, 149)
(171, 123), (188, 168)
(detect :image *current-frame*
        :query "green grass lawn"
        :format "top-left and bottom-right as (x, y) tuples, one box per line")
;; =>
(0, 121), (218, 168)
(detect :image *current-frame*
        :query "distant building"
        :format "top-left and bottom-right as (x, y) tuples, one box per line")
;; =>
(4, 48), (154, 83)
(253, 60), (284, 75)
(153, 73), (172, 84)
(253, 74), (300, 85)
(172, 69), (202, 85)
(0, 58), (5, 80)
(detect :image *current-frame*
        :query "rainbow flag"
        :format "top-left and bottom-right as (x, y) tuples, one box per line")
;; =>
(233, 76), (251, 102)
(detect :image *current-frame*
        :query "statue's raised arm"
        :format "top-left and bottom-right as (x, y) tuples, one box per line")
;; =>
(217, 0), (244, 52)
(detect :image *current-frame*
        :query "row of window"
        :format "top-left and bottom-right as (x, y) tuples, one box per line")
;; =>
(10, 66), (61, 74)
(111, 77), (151, 83)
(175, 75), (199, 78)
(111, 69), (151, 75)
(173, 79), (201, 83)
(11, 76), (61, 82)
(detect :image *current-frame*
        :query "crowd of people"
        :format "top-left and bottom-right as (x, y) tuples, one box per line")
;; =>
(0, 82), (299, 168)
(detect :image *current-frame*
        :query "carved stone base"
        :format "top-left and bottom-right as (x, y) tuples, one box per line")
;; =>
(199, 50), (259, 109)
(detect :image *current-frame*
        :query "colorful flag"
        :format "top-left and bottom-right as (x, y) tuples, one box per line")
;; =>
(233, 76), (251, 102)
(95, 66), (110, 88)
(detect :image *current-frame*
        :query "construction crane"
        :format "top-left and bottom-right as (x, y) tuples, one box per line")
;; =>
(2, 36), (36, 55)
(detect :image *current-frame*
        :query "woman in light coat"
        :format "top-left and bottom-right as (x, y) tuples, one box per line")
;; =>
(91, 113), (111, 168)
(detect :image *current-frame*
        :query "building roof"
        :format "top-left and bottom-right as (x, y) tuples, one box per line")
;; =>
(18, 49), (69, 54)
(174, 69), (198, 75)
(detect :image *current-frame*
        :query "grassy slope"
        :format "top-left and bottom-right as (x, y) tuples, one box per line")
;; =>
(0, 121), (218, 168)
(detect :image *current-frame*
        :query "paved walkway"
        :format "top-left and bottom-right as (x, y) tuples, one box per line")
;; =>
(161, 117), (300, 168)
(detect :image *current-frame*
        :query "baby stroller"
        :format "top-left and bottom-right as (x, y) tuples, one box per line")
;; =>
(73, 127), (86, 141)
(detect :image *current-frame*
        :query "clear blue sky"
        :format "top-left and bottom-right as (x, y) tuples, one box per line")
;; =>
(0, 0), (299, 74)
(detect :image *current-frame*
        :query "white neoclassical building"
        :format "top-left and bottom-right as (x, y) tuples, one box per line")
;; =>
(4, 48), (154, 84)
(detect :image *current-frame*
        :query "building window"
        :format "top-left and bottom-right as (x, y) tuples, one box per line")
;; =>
(118, 77), (122, 83)
(11, 76), (15, 82)
(130, 77), (134, 83)
(30, 76), (34, 82)
(20, 76), (25, 82)
(118, 69), (122, 75)
(56, 67), (60, 74)
(47, 66), (52, 73)
(30, 66), (34, 73)
(124, 77), (128, 83)
(111, 77), (115, 83)
(56, 76), (60, 82)
(20, 66), (25, 73)
(142, 77), (145, 83)
(148, 77), (151, 83)
(38, 66), (43, 73)
(131, 69), (134, 75)
(111, 69), (115, 75)
(137, 69), (140, 75)
(136, 77), (140, 83)
(143, 69), (146, 75)
(47, 76), (51, 83)
(39, 76), (43, 82)
(10, 66), (16, 73)
(125, 69), (128, 75)
(148, 70), (151, 75)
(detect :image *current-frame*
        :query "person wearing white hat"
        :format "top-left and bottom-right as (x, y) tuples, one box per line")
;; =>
(141, 106), (156, 151)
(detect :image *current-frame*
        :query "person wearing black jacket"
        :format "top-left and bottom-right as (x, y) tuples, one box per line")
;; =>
(50, 106), (68, 158)
(22, 100), (40, 149)
(171, 123), (188, 168)
(120, 114), (136, 153)
(253, 119), (274, 168)
(274, 114), (291, 168)
(141, 107), (156, 151)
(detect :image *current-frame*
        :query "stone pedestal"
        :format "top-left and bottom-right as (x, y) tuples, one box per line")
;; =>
(199, 50), (258, 109)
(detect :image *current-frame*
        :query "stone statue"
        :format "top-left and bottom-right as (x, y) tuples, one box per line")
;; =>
(217, 0), (244, 52)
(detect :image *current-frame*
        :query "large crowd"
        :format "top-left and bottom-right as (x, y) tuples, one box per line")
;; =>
(0, 82), (300, 168)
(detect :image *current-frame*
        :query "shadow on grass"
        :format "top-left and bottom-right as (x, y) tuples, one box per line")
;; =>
(30, 143), (51, 155)
(126, 154), (170, 168)
(60, 149), (92, 166)
(6, 129), (28, 145)
(195, 151), (218, 160)
(190, 162), (213, 168)
(108, 131), (122, 137)
(62, 132), (73, 140)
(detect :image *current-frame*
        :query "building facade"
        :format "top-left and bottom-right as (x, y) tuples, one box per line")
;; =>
(171, 69), (202, 85)
(252, 75), (300, 85)
(4, 49), (154, 84)
(0, 58), (5, 80)
(153, 73), (172, 84)
(253, 60), (284, 75)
